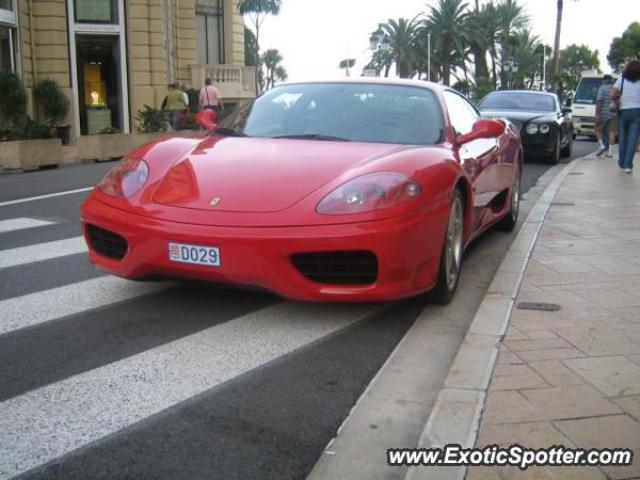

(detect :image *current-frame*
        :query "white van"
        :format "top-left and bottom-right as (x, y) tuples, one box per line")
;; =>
(571, 72), (618, 138)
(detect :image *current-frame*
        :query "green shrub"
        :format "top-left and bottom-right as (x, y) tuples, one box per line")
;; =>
(0, 71), (28, 128)
(3, 118), (55, 141)
(33, 79), (70, 125)
(135, 105), (169, 133)
(98, 126), (121, 134)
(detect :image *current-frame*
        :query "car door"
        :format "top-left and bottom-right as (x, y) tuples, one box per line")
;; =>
(443, 90), (505, 230)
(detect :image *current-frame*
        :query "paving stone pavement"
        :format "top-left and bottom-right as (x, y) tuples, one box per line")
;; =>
(468, 155), (640, 480)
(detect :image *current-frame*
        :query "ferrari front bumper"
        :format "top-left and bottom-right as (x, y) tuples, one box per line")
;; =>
(81, 194), (449, 302)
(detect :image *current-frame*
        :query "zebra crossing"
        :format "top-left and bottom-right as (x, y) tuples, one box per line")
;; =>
(0, 215), (401, 479)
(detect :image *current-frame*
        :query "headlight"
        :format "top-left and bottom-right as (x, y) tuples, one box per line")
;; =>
(526, 124), (539, 135)
(97, 158), (149, 198)
(539, 124), (550, 134)
(317, 172), (422, 215)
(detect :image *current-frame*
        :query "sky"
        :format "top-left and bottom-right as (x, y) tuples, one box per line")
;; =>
(255, 0), (640, 82)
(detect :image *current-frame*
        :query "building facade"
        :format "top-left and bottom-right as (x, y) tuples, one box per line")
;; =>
(0, 0), (254, 139)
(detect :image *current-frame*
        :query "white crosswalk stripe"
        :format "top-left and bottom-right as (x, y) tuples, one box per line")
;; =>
(0, 217), (55, 233)
(0, 276), (169, 335)
(0, 301), (382, 479)
(0, 216), (392, 479)
(0, 236), (87, 269)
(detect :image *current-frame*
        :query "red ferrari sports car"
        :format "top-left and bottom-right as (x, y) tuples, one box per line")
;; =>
(81, 79), (522, 303)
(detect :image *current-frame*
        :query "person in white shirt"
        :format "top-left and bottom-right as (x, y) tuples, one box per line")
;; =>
(199, 78), (224, 112)
(612, 60), (640, 173)
(180, 84), (189, 110)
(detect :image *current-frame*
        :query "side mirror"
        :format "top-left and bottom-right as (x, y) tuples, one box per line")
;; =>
(195, 109), (218, 132)
(457, 118), (504, 145)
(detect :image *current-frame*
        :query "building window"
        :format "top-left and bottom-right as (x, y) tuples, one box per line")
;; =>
(0, 0), (12, 11)
(196, 0), (224, 65)
(68, 0), (129, 136)
(74, 0), (118, 24)
(0, 26), (15, 72)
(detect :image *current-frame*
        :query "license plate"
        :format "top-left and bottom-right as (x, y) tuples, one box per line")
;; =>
(168, 242), (220, 267)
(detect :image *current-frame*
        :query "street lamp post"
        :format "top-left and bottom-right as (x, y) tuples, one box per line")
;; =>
(427, 33), (431, 82)
(542, 45), (546, 91)
(369, 25), (391, 77)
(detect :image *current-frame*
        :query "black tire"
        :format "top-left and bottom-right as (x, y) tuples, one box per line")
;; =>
(429, 189), (464, 305)
(560, 134), (573, 158)
(496, 164), (521, 232)
(547, 136), (560, 164)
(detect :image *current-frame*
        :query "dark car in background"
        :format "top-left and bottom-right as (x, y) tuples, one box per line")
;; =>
(477, 90), (573, 163)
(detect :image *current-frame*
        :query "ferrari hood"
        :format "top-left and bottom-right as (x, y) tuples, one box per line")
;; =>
(152, 137), (405, 213)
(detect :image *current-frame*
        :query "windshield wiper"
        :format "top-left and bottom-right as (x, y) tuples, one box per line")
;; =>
(272, 133), (352, 142)
(212, 127), (249, 137)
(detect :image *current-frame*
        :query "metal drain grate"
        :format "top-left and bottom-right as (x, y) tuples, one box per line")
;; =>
(551, 202), (575, 206)
(517, 302), (561, 311)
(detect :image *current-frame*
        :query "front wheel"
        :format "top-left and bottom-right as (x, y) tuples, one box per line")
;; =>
(429, 189), (464, 304)
(496, 164), (521, 232)
(560, 133), (573, 158)
(547, 136), (560, 164)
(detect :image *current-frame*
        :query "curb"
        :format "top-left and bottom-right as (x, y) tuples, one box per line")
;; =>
(405, 156), (583, 480)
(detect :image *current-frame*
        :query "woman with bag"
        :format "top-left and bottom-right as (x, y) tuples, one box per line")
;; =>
(611, 60), (640, 173)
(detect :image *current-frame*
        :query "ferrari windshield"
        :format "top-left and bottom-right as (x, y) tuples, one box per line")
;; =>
(220, 83), (444, 145)
(478, 92), (556, 112)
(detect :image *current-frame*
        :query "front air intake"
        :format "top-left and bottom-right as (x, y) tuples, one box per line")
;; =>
(291, 251), (378, 285)
(86, 224), (128, 260)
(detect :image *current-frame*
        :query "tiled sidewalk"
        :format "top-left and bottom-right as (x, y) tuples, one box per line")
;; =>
(468, 155), (640, 480)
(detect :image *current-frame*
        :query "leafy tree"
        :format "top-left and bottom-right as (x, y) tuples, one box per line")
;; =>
(558, 44), (599, 90)
(244, 27), (259, 67)
(33, 79), (70, 126)
(0, 71), (28, 128)
(238, 0), (282, 93)
(261, 49), (287, 90)
(364, 49), (393, 78)
(338, 58), (356, 77)
(425, 0), (468, 86)
(382, 18), (420, 79)
(608, 22), (640, 72)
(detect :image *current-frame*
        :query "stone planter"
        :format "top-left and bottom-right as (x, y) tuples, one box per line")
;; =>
(77, 133), (135, 162)
(0, 138), (62, 172)
(78, 131), (204, 162)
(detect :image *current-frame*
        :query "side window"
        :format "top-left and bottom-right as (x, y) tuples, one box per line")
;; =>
(443, 91), (479, 137)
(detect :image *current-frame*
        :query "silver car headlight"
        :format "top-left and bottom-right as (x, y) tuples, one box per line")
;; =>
(526, 124), (539, 135)
(539, 124), (550, 134)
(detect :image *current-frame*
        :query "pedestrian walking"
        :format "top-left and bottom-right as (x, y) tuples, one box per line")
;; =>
(180, 84), (190, 111)
(612, 60), (640, 173)
(199, 78), (224, 113)
(162, 83), (186, 130)
(595, 75), (617, 157)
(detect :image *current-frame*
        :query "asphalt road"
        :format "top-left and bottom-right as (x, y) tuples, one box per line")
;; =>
(0, 139), (596, 480)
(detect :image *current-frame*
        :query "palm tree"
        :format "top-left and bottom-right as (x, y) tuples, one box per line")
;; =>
(261, 49), (286, 90)
(510, 29), (541, 89)
(238, 0), (282, 93)
(495, 0), (530, 88)
(425, 0), (468, 86)
(381, 18), (419, 78)
(338, 58), (356, 77)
